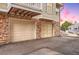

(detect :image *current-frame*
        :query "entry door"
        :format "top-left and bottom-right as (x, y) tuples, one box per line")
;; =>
(11, 20), (36, 42)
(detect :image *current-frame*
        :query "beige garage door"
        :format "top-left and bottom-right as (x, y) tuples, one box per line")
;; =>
(11, 19), (36, 42)
(41, 22), (52, 38)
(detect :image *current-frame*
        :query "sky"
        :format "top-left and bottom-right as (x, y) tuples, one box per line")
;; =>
(60, 3), (79, 24)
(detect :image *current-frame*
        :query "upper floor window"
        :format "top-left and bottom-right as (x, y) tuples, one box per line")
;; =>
(42, 3), (47, 12)
(43, 3), (53, 14)
(24, 3), (41, 10)
(47, 3), (53, 14)
(0, 3), (8, 9)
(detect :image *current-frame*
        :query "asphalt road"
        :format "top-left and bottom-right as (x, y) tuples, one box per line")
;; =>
(0, 37), (79, 55)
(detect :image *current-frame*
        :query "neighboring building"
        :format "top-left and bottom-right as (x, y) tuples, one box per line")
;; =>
(0, 3), (63, 44)
(67, 23), (79, 34)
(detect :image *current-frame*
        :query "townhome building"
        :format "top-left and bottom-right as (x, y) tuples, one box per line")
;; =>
(0, 3), (63, 44)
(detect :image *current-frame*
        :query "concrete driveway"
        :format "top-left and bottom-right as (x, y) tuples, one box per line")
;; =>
(0, 37), (79, 55)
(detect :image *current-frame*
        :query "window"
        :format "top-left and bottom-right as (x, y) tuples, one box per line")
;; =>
(0, 3), (8, 9)
(43, 3), (47, 12)
(43, 3), (53, 14)
(74, 28), (77, 30)
(47, 3), (53, 14)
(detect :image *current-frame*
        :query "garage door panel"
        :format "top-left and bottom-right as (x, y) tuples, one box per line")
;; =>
(41, 22), (52, 38)
(11, 20), (36, 42)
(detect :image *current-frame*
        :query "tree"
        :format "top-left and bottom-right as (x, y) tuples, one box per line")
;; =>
(61, 21), (72, 31)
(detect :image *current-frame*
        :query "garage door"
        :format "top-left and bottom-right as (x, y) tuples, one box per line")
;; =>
(11, 19), (36, 42)
(41, 22), (52, 38)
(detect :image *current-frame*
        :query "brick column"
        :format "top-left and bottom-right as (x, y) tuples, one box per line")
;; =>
(36, 20), (41, 39)
(0, 14), (9, 44)
(53, 21), (60, 37)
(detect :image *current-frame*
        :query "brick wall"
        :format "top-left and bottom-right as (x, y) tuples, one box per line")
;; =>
(53, 21), (60, 36)
(0, 14), (9, 44)
(36, 20), (41, 39)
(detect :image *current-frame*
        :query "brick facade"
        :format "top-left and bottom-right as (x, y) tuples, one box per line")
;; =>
(0, 14), (9, 44)
(0, 14), (58, 44)
(53, 21), (60, 36)
(36, 20), (41, 39)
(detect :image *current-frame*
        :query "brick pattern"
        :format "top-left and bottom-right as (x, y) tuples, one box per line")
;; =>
(53, 21), (60, 36)
(36, 20), (41, 39)
(0, 14), (9, 44)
